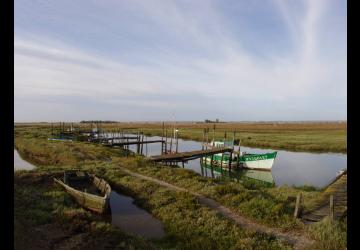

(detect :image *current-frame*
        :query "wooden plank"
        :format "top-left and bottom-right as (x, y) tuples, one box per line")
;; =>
(150, 147), (233, 162)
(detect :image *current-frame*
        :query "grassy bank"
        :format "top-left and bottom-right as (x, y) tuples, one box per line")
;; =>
(14, 125), (347, 249)
(88, 121), (346, 153)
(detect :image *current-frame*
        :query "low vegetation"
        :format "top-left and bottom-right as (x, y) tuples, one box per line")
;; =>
(14, 125), (347, 249)
(91, 121), (347, 153)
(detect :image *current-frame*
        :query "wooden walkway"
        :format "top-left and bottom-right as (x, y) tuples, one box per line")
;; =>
(105, 140), (165, 146)
(149, 147), (233, 162)
(90, 136), (139, 142)
(302, 169), (347, 222)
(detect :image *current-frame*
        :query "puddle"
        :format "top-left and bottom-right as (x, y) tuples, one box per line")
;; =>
(109, 191), (165, 239)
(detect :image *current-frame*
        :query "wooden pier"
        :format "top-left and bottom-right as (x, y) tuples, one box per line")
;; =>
(301, 169), (347, 222)
(105, 140), (165, 146)
(149, 147), (233, 163)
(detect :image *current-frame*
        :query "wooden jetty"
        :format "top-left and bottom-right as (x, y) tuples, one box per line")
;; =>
(90, 136), (139, 142)
(301, 169), (347, 222)
(106, 140), (165, 146)
(149, 147), (233, 163)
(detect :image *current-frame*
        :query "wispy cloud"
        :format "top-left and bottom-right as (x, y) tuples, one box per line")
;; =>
(14, 0), (346, 121)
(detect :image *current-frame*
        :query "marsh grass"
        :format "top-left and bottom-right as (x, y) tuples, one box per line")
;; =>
(305, 217), (347, 250)
(14, 125), (346, 249)
(87, 121), (347, 153)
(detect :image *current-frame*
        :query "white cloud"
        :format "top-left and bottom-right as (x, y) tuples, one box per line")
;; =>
(14, 0), (346, 121)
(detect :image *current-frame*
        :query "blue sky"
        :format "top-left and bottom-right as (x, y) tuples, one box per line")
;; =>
(14, 0), (347, 122)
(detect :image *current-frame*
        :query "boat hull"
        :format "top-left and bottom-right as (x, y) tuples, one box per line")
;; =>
(54, 172), (111, 214)
(239, 152), (277, 170)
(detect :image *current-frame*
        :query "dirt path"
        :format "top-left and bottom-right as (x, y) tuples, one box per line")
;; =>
(117, 167), (313, 249)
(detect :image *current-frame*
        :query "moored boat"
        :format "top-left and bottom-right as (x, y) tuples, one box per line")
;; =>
(202, 140), (277, 171)
(54, 170), (111, 214)
(239, 152), (277, 170)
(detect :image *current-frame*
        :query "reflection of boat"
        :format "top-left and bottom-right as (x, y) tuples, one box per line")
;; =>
(240, 169), (275, 184)
(200, 162), (275, 185)
(202, 140), (277, 170)
(54, 170), (111, 214)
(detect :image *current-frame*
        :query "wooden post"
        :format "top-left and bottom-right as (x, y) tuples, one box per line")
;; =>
(229, 151), (232, 172)
(330, 195), (334, 221)
(205, 128), (209, 150)
(294, 193), (302, 218)
(136, 132), (140, 154)
(220, 153), (224, 171)
(210, 154), (215, 178)
(212, 124), (216, 146)
(140, 132), (144, 155)
(202, 129), (205, 150)
(169, 131), (173, 154)
(161, 122), (164, 154)
(165, 129), (168, 154)
(175, 129), (179, 153)
(232, 131), (236, 150)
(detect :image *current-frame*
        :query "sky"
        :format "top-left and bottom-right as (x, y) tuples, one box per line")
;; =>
(14, 0), (347, 122)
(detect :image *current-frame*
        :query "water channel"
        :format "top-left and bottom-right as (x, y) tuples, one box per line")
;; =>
(119, 135), (347, 188)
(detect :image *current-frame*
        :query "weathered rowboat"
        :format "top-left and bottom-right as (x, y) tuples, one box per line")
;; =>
(54, 170), (111, 214)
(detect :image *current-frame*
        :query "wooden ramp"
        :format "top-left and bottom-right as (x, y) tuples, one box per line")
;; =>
(149, 147), (233, 162)
(302, 170), (347, 222)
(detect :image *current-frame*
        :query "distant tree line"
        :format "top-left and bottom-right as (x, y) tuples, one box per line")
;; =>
(204, 119), (225, 123)
(80, 120), (119, 123)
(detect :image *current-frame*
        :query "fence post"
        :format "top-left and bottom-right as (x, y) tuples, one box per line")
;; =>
(330, 195), (334, 221)
(294, 193), (302, 218)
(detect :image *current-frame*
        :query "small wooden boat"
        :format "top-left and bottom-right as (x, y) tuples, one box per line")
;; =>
(54, 170), (111, 214)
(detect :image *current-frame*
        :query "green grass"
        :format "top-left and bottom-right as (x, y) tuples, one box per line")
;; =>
(14, 125), (347, 249)
(305, 217), (347, 250)
(99, 123), (346, 153)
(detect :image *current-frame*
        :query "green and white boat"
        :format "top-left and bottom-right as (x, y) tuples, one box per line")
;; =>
(239, 152), (277, 170)
(202, 140), (277, 171)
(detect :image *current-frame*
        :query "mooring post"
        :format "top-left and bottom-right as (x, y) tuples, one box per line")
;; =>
(165, 129), (168, 154)
(229, 151), (232, 172)
(175, 129), (179, 153)
(169, 131), (173, 154)
(206, 128), (209, 149)
(330, 195), (334, 221)
(294, 193), (302, 218)
(202, 129), (205, 150)
(220, 152), (224, 171)
(210, 154), (215, 179)
(212, 124), (216, 146)
(233, 131), (236, 150)
(140, 132), (144, 155)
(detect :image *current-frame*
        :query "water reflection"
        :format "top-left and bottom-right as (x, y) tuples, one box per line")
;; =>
(108, 191), (165, 239)
(121, 134), (346, 188)
(200, 162), (275, 187)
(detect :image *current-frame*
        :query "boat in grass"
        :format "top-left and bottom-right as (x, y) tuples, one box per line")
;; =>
(54, 170), (111, 214)
(202, 140), (277, 171)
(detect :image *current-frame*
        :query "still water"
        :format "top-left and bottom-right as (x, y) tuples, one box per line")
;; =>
(121, 135), (347, 188)
(14, 149), (36, 171)
(14, 149), (165, 238)
(109, 191), (165, 238)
